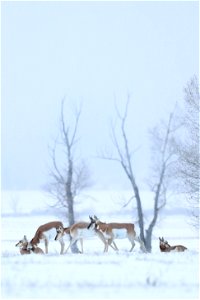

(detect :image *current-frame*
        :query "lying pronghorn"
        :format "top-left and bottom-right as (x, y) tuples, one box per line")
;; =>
(159, 237), (187, 252)
(28, 221), (65, 254)
(87, 215), (147, 252)
(55, 221), (117, 253)
(16, 235), (44, 255)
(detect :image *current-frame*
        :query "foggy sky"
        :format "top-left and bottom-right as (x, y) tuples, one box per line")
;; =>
(1, 1), (198, 190)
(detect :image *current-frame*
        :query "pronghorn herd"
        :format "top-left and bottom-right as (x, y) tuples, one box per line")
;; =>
(15, 216), (187, 255)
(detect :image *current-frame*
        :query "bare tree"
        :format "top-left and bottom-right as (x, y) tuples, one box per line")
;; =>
(48, 98), (90, 252)
(173, 76), (199, 229)
(101, 96), (177, 252)
(146, 113), (177, 248)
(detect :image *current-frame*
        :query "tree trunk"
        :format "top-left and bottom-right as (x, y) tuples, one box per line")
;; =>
(131, 183), (145, 244)
(145, 227), (153, 252)
(66, 158), (79, 253)
(145, 166), (165, 252)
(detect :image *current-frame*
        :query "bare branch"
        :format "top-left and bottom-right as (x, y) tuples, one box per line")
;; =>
(48, 138), (65, 184)
(122, 195), (135, 208)
(47, 98), (91, 242)
(70, 104), (82, 148)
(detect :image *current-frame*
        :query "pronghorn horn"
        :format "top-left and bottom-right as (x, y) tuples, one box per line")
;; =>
(89, 215), (93, 220)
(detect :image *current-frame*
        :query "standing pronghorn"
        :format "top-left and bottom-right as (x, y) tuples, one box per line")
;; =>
(16, 235), (44, 255)
(159, 237), (187, 252)
(87, 215), (147, 252)
(55, 221), (117, 253)
(28, 221), (65, 254)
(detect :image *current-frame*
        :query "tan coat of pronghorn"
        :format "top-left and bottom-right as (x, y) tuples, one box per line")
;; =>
(159, 237), (187, 252)
(15, 235), (44, 255)
(29, 221), (65, 254)
(88, 215), (147, 253)
(55, 221), (116, 253)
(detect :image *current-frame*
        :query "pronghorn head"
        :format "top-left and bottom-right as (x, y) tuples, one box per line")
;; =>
(159, 237), (170, 251)
(93, 215), (102, 229)
(88, 215), (101, 230)
(55, 225), (64, 241)
(15, 235), (28, 248)
(87, 216), (96, 230)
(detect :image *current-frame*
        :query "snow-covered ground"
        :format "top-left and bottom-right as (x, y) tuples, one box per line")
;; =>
(1, 190), (199, 299)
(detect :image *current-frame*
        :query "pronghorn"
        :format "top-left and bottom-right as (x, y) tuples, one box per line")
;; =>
(16, 235), (44, 255)
(15, 236), (30, 255)
(88, 215), (147, 253)
(55, 221), (117, 253)
(159, 237), (187, 252)
(28, 221), (65, 254)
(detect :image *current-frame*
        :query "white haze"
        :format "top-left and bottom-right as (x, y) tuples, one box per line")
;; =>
(1, 1), (198, 191)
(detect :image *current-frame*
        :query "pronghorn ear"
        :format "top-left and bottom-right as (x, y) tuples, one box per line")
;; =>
(24, 235), (28, 241)
(159, 237), (161, 241)
(93, 215), (98, 220)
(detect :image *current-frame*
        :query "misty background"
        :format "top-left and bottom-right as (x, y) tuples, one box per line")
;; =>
(1, 1), (198, 191)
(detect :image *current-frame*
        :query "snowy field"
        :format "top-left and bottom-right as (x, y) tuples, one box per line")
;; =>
(1, 190), (199, 299)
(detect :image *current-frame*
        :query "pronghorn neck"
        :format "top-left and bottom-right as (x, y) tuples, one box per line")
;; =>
(21, 244), (28, 250)
(64, 227), (71, 234)
(96, 221), (107, 232)
(31, 236), (40, 246)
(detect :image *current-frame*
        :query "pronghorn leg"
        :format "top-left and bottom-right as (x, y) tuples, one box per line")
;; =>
(80, 238), (83, 253)
(104, 241), (109, 252)
(108, 239), (118, 251)
(43, 235), (48, 254)
(110, 241), (119, 251)
(128, 235), (135, 252)
(64, 242), (71, 254)
(64, 237), (77, 254)
(95, 231), (108, 252)
(107, 233), (118, 252)
(129, 241), (136, 252)
(102, 238), (108, 253)
(59, 237), (65, 254)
